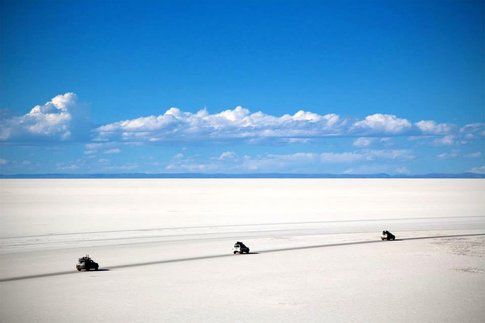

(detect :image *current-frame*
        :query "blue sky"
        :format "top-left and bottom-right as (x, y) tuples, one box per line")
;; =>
(0, 0), (484, 175)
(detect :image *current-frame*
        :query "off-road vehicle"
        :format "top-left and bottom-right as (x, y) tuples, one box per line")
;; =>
(76, 255), (99, 271)
(233, 241), (250, 254)
(381, 230), (396, 241)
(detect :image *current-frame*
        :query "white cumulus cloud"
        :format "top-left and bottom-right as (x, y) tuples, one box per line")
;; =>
(218, 151), (236, 160)
(0, 93), (77, 141)
(352, 114), (412, 134)
(415, 120), (453, 135)
(353, 137), (374, 147)
(433, 135), (455, 146)
(95, 107), (346, 142)
(460, 123), (485, 141)
(95, 108), (446, 143)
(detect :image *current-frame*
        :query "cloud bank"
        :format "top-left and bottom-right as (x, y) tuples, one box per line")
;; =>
(95, 107), (346, 142)
(94, 107), (480, 144)
(1, 93), (483, 148)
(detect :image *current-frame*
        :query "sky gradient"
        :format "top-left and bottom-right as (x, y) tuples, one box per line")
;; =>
(1, 0), (484, 175)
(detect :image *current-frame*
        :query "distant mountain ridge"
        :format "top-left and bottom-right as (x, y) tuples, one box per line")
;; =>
(1, 173), (484, 179)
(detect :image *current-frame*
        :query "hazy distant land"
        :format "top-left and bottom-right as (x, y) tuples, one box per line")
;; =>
(1, 172), (484, 178)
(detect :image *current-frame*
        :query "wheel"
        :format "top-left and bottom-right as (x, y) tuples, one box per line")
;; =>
(95, 265), (99, 271)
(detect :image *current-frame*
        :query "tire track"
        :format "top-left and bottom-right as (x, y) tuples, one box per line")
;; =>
(2, 233), (484, 283)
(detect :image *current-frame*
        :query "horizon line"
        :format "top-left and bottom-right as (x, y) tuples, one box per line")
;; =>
(0, 172), (484, 179)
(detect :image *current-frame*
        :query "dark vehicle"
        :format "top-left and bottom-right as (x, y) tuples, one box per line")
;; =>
(233, 241), (250, 254)
(76, 255), (99, 271)
(381, 230), (396, 241)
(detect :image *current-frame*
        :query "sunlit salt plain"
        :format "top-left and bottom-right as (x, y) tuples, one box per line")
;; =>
(1, 179), (484, 322)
